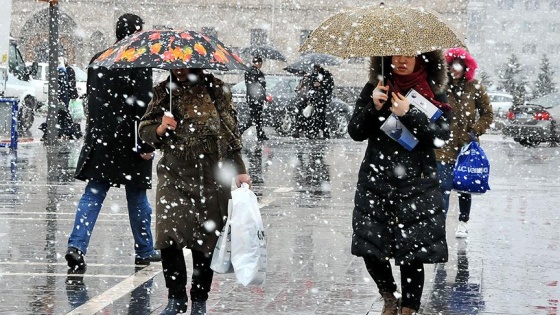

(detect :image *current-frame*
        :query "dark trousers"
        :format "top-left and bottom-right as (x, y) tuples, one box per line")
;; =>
(240, 101), (266, 139)
(437, 161), (472, 222)
(312, 105), (329, 138)
(40, 109), (82, 140)
(161, 246), (214, 302)
(293, 100), (329, 139)
(364, 256), (425, 311)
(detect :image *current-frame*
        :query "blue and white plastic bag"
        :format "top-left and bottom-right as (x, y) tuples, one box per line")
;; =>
(453, 140), (490, 194)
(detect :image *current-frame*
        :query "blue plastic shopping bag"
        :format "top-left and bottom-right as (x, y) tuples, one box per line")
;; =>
(452, 139), (490, 194)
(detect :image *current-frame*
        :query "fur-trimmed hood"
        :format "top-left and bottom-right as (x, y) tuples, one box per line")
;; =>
(445, 47), (477, 82)
(368, 51), (448, 94)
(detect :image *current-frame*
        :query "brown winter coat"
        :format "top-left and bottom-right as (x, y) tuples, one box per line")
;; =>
(139, 73), (246, 254)
(435, 78), (493, 163)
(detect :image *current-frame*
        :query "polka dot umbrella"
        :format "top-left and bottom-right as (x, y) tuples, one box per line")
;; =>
(300, 3), (465, 58)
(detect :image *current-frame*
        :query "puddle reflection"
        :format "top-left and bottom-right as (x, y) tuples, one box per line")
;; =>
(427, 241), (484, 314)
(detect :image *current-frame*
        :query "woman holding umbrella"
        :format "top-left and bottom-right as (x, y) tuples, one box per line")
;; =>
(139, 68), (250, 315)
(348, 52), (451, 315)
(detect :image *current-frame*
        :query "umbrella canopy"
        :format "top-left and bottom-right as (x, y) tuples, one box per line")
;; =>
(91, 30), (249, 71)
(284, 53), (342, 74)
(239, 44), (287, 62)
(300, 4), (465, 58)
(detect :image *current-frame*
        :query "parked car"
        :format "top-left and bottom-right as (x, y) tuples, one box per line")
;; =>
(230, 75), (352, 137)
(31, 62), (87, 108)
(487, 91), (514, 130)
(502, 92), (560, 147)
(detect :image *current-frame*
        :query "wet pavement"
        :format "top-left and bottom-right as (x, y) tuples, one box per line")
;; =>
(0, 120), (559, 314)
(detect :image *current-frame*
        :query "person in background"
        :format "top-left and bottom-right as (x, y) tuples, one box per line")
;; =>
(39, 57), (73, 140)
(240, 56), (268, 141)
(307, 64), (334, 139)
(348, 52), (451, 315)
(436, 47), (493, 238)
(65, 59), (83, 139)
(139, 68), (250, 315)
(65, 13), (160, 274)
(291, 73), (313, 138)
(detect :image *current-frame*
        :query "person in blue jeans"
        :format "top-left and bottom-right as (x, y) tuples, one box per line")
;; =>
(65, 13), (160, 272)
(435, 47), (493, 238)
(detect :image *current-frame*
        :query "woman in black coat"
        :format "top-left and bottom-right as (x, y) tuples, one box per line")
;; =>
(348, 51), (450, 315)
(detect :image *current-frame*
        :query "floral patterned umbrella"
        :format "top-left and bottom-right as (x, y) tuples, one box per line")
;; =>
(91, 30), (249, 71)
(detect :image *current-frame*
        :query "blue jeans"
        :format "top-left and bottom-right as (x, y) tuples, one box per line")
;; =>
(437, 161), (472, 222)
(67, 180), (155, 258)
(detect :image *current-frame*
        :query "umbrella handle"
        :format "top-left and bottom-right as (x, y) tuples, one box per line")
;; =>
(381, 56), (384, 85)
(134, 121), (138, 152)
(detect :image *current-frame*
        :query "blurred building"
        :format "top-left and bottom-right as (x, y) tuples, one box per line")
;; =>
(10, 0), (467, 87)
(467, 0), (560, 88)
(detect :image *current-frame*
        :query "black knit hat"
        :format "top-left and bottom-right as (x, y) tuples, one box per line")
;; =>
(116, 13), (144, 41)
(252, 56), (263, 64)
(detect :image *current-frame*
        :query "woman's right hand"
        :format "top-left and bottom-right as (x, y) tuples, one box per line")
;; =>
(372, 80), (389, 111)
(156, 113), (177, 136)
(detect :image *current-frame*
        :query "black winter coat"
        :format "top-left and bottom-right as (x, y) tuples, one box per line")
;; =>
(308, 68), (334, 109)
(348, 82), (450, 265)
(74, 51), (154, 189)
(66, 66), (79, 100)
(244, 66), (266, 104)
(57, 68), (70, 106)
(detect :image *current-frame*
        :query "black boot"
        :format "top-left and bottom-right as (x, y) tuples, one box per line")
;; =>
(135, 250), (162, 265)
(160, 297), (188, 315)
(65, 247), (87, 273)
(191, 301), (206, 315)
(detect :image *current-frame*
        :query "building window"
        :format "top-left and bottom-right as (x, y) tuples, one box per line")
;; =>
(250, 28), (268, 46)
(468, 11), (483, 25)
(501, 21), (512, 31)
(300, 29), (312, 47)
(469, 32), (482, 43)
(497, 0), (514, 9)
(524, 0), (540, 9)
(547, 44), (560, 53)
(202, 27), (217, 39)
(522, 22), (538, 32)
(522, 44), (537, 54)
(551, 0), (560, 10)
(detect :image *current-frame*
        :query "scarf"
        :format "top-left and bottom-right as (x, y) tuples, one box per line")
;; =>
(391, 63), (451, 111)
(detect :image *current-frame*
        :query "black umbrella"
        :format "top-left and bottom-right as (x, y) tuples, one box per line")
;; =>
(284, 53), (342, 74)
(239, 44), (287, 62)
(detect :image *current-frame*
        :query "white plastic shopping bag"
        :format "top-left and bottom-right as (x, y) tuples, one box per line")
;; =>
(302, 104), (315, 118)
(230, 183), (267, 286)
(69, 99), (86, 121)
(210, 200), (234, 274)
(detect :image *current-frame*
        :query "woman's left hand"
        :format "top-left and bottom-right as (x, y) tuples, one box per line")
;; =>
(235, 174), (252, 188)
(390, 92), (410, 117)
